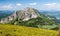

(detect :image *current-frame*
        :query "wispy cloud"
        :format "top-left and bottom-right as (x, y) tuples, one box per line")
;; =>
(40, 3), (60, 10)
(16, 3), (22, 6)
(0, 4), (13, 10)
(29, 2), (37, 6)
(0, 3), (22, 10)
(44, 3), (57, 5)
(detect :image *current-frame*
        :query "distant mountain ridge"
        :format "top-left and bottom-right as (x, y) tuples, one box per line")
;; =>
(0, 10), (14, 20)
(40, 11), (60, 19)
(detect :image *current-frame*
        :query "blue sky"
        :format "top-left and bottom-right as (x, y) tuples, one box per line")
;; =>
(0, 0), (60, 10)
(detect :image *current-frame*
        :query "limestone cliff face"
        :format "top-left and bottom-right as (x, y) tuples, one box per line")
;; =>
(17, 7), (40, 21)
(0, 7), (40, 23)
(0, 12), (17, 23)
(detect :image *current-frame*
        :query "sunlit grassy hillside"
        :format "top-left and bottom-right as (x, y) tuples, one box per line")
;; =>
(0, 24), (58, 36)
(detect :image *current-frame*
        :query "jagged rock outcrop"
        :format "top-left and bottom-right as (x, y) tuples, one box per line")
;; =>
(0, 12), (17, 23)
(0, 7), (40, 24)
(17, 7), (40, 21)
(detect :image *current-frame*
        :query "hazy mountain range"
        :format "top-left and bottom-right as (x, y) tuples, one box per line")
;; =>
(0, 10), (14, 19)
(40, 10), (60, 19)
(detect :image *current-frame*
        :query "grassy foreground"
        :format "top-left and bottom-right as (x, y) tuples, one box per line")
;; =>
(0, 24), (58, 36)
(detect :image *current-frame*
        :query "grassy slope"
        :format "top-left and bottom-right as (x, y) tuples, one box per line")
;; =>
(0, 24), (58, 36)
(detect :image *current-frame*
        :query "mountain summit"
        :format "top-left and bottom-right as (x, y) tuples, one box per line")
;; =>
(16, 7), (40, 21)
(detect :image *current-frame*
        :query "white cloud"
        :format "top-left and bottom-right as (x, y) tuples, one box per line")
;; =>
(16, 3), (22, 6)
(0, 4), (13, 10)
(0, 3), (22, 10)
(40, 3), (60, 10)
(29, 2), (37, 6)
(44, 3), (57, 6)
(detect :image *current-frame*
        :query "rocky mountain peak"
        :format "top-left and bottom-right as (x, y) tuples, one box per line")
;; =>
(24, 7), (34, 12)
(17, 7), (40, 21)
(0, 7), (40, 23)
